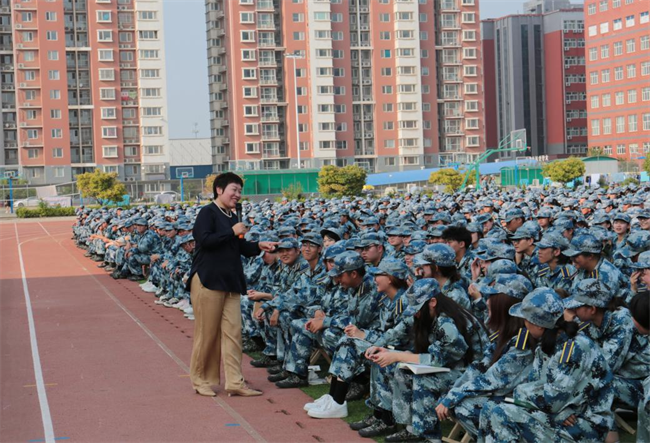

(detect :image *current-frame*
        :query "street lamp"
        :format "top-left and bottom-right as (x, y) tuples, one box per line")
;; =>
(284, 51), (304, 169)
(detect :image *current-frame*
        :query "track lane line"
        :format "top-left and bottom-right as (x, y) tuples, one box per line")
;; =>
(46, 225), (267, 443)
(14, 223), (55, 443)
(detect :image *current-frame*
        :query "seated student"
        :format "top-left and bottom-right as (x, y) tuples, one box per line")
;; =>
(631, 250), (650, 296)
(412, 244), (471, 310)
(441, 226), (474, 285)
(305, 258), (410, 421)
(467, 259), (518, 323)
(534, 232), (575, 292)
(479, 288), (614, 443)
(365, 279), (487, 443)
(628, 292), (650, 442)
(436, 274), (535, 438)
(563, 279), (650, 443)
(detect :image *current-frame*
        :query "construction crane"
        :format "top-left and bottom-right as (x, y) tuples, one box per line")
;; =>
(460, 129), (529, 190)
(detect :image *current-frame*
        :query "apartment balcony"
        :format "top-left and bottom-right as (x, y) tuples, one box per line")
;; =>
(443, 75), (462, 82)
(21, 140), (44, 148)
(258, 40), (277, 48)
(124, 137), (140, 144)
(71, 154), (95, 164)
(123, 120), (138, 126)
(259, 59), (277, 67)
(222, 137), (230, 144)
(1, 63), (13, 71)
(440, 93), (462, 100)
(261, 132), (281, 141)
(122, 100), (138, 107)
(13, 2), (37, 9)
(0, 24), (12, 32)
(4, 140), (17, 148)
(260, 78), (278, 86)
(3, 121), (16, 129)
(118, 22), (135, 30)
(260, 96), (278, 104)
(443, 109), (463, 118)
(257, 22), (276, 30)
(1, 83), (14, 91)
(2, 101), (15, 109)
(256, 0), (275, 10)
(261, 114), (279, 122)
(118, 43), (135, 49)
(0, 44), (12, 51)
(121, 81), (137, 88)
(442, 58), (461, 65)
(443, 129), (464, 136)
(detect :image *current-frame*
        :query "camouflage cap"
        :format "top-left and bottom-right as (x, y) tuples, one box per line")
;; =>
(368, 258), (410, 281)
(277, 226), (296, 237)
(485, 259), (518, 279)
(553, 218), (575, 231)
(323, 242), (346, 260)
(277, 237), (300, 250)
(403, 278), (442, 317)
(537, 232), (570, 251)
(474, 213), (493, 225)
(302, 232), (323, 247)
(402, 239), (428, 255)
(359, 231), (382, 247)
(413, 244), (456, 268)
(613, 213), (632, 224)
(321, 227), (343, 241)
(133, 217), (148, 226)
(563, 278), (612, 309)
(631, 250), (650, 270)
(466, 222), (482, 234)
(386, 226), (402, 236)
(432, 212), (452, 224)
(563, 233), (602, 257)
(360, 216), (380, 226)
(591, 213), (611, 225)
(510, 226), (536, 241)
(328, 251), (365, 277)
(478, 274), (533, 300)
(178, 234), (195, 245)
(637, 209), (650, 220)
(536, 208), (554, 219)
(509, 287), (564, 329)
(501, 208), (525, 222)
(619, 230), (650, 258)
(478, 241), (516, 261)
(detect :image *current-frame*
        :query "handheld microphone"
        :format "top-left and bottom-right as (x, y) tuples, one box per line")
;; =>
(236, 203), (243, 222)
(236, 203), (244, 239)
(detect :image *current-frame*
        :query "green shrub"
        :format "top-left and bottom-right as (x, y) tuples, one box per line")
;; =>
(15, 206), (76, 218)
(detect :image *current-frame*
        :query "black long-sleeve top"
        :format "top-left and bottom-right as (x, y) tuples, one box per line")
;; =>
(187, 202), (261, 294)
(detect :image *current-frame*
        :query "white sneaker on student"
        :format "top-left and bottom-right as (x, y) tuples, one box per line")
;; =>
(304, 394), (333, 412)
(307, 399), (347, 419)
(183, 306), (193, 316)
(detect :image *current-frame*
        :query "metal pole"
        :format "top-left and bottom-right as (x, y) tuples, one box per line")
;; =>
(9, 176), (13, 214)
(292, 56), (301, 169)
(180, 176), (184, 202)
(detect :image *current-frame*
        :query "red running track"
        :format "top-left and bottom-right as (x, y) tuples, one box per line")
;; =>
(0, 220), (367, 443)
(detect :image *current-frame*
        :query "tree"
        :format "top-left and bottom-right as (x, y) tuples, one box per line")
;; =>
(429, 168), (464, 193)
(76, 169), (127, 204)
(644, 157), (650, 175)
(541, 157), (585, 184)
(204, 174), (216, 198)
(281, 183), (303, 201)
(587, 146), (604, 157)
(317, 165), (367, 198)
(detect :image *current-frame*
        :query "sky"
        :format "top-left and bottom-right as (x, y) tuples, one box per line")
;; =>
(163, 0), (526, 140)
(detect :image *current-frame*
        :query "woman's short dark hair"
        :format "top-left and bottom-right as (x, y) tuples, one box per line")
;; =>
(629, 292), (649, 330)
(213, 172), (244, 199)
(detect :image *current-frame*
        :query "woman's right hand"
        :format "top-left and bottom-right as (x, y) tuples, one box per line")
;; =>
(232, 222), (248, 237)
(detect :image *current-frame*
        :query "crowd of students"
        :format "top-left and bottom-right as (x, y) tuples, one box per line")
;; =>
(73, 182), (650, 443)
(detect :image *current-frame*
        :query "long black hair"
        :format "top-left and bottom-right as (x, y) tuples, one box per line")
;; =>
(413, 294), (484, 365)
(540, 317), (579, 356)
(487, 293), (526, 365)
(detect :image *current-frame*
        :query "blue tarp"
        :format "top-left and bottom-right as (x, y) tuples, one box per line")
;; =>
(366, 160), (539, 187)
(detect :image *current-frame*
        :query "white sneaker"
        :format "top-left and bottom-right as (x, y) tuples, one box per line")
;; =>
(183, 306), (193, 315)
(163, 297), (179, 307)
(154, 295), (170, 305)
(187, 314), (195, 320)
(307, 399), (347, 419)
(304, 394), (333, 412)
(175, 299), (190, 310)
(141, 282), (158, 293)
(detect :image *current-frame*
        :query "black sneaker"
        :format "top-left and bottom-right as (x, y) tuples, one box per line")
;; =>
(266, 365), (283, 375)
(350, 414), (378, 431)
(275, 373), (308, 389)
(127, 275), (142, 282)
(346, 381), (370, 402)
(359, 420), (397, 438)
(267, 371), (290, 382)
(111, 270), (126, 279)
(385, 428), (424, 443)
(250, 355), (277, 368)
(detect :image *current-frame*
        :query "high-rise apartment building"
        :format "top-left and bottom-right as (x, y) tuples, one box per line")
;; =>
(206, 0), (485, 174)
(584, 0), (650, 161)
(0, 0), (170, 185)
(482, 1), (587, 159)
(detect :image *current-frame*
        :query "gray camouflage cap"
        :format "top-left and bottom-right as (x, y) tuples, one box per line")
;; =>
(620, 230), (650, 258)
(485, 259), (518, 279)
(562, 233), (602, 257)
(323, 242), (346, 260)
(413, 243), (457, 268)
(328, 251), (365, 276)
(509, 287), (564, 329)
(277, 237), (300, 250)
(478, 274), (533, 300)
(563, 279), (612, 309)
(368, 258), (410, 281)
(403, 278), (442, 316)
(631, 250), (650, 269)
(478, 242), (516, 261)
(537, 232), (570, 251)
(501, 208), (525, 222)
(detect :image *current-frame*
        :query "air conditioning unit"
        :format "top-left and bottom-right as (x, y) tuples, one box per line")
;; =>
(566, 82), (571, 86)
(125, 177), (136, 181)
(567, 118), (572, 122)
(15, 24), (22, 29)
(18, 63), (25, 68)
(14, 3), (21, 8)
(0, 6), (9, 13)
(19, 82), (27, 87)
(568, 135), (573, 140)
(20, 122), (27, 127)
(17, 44), (24, 49)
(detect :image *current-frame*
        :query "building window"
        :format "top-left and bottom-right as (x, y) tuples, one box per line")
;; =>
(616, 116), (625, 133)
(629, 114), (638, 131)
(97, 11), (112, 22)
(98, 49), (114, 61)
(102, 127), (118, 138)
(591, 119), (600, 136)
(617, 144), (626, 155)
(98, 30), (113, 42)
(102, 146), (118, 158)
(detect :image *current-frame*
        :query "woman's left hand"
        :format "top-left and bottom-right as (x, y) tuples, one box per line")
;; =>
(370, 350), (400, 368)
(435, 404), (451, 421)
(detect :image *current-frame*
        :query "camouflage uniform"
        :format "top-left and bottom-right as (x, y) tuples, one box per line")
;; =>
(479, 288), (614, 443)
(122, 221), (160, 277)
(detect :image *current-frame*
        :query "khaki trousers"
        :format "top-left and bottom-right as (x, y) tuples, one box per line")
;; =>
(189, 273), (245, 391)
